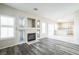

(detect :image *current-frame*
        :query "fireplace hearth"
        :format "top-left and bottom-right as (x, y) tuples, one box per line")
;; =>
(27, 33), (36, 42)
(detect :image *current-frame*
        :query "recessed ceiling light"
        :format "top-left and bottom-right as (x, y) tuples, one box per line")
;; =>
(33, 8), (38, 11)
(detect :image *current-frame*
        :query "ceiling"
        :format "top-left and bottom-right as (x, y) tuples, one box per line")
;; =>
(4, 3), (79, 20)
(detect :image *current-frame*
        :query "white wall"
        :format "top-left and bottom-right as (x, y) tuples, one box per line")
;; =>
(0, 4), (54, 49)
(1, 3), (79, 49)
(73, 11), (79, 44)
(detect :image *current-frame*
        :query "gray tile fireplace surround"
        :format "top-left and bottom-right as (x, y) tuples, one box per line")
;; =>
(0, 38), (79, 55)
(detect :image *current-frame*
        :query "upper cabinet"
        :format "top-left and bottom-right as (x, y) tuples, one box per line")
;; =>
(27, 18), (36, 28)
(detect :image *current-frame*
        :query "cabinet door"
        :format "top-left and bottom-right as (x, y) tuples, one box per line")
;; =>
(19, 30), (25, 43)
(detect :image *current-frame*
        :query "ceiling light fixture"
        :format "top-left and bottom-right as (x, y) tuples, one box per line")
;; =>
(33, 8), (38, 11)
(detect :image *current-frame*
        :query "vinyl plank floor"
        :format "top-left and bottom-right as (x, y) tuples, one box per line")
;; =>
(0, 38), (79, 55)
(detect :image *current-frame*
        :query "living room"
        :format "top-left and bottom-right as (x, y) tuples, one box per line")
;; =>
(0, 3), (79, 55)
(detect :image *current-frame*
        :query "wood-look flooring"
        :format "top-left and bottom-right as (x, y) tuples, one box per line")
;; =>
(0, 38), (79, 55)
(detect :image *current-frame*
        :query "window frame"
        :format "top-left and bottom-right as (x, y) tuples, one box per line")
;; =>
(0, 15), (15, 40)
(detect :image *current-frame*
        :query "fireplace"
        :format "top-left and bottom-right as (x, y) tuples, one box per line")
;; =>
(27, 33), (36, 42)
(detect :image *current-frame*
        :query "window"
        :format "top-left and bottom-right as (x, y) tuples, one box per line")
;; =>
(1, 16), (14, 26)
(48, 24), (54, 36)
(54, 22), (74, 36)
(41, 22), (46, 33)
(0, 16), (15, 39)
(1, 27), (7, 38)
